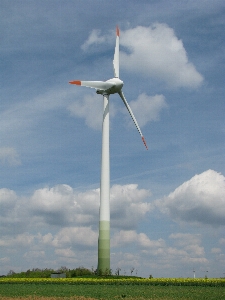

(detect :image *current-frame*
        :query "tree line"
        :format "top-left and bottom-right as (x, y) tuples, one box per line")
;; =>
(6, 266), (94, 278)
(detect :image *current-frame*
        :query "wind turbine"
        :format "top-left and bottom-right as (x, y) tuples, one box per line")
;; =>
(69, 26), (148, 274)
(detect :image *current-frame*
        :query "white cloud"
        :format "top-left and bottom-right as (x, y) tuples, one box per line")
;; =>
(31, 184), (78, 226)
(112, 230), (165, 249)
(111, 230), (208, 276)
(41, 233), (54, 245)
(0, 183), (152, 273)
(81, 29), (113, 51)
(120, 24), (203, 88)
(30, 183), (151, 230)
(68, 93), (116, 130)
(169, 233), (205, 257)
(52, 227), (98, 249)
(0, 147), (21, 166)
(83, 24), (204, 88)
(0, 233), (34, 247)
(112, 230), (138, 246)
(0, 183), (150, 232)
(0, 181), (219, 277)
(110, 184), (151, 229)
(128, 93), (167, 127)
(30, 184), (100, 227)
(155, 170), (225, 226)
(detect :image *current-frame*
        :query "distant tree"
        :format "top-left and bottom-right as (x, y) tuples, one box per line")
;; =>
(7, 270), (15, 276)
(70, 267), (94, 277)
(57, 266), (68, 273)
(32, 268), (41, 272)
(130, 267), (134, 276)
(6, 266), (95, 278)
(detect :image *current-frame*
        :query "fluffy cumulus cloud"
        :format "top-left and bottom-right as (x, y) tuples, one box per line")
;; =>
(0, 181), (219, 276)
(128, 93), (167, 127)
(155, 170), (225, 226)
(0, 183), (151, 273)
(82, 24), (203, 88)
(110, 184), (151, 229)
(112, 230), (165, 249)
(30, 183), (151, 229)
(0, 178), (222, 276)
(52, 227), (98, 249)
(169, 233), (205, 258)
(111, 230), (208, 274)
(112, 231), (206, 262)
(120, 24), (203, 88)
(30, 184), (99, 227)
(0, 183), (151, 233)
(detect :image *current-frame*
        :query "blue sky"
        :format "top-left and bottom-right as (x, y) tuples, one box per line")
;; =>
(0, 0), (225, 278)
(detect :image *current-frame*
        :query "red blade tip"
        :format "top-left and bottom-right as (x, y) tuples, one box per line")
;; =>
(116, 26), (120, 37)
(69, 80), (81, 85)
(142, 136), (148, 150)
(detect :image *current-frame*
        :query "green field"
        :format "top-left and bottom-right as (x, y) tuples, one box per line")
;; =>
(0, 281), (225, 300)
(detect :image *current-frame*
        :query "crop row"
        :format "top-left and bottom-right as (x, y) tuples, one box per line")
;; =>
(0, 277), (225, 287)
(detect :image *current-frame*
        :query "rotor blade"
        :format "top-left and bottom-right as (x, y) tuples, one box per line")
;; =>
(69, 80), (114, 90)
(118, 91), (148, 150)
(113, 26), (120, 78)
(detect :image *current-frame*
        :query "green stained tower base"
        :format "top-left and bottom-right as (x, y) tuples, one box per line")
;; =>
(98, 220), (110, 275)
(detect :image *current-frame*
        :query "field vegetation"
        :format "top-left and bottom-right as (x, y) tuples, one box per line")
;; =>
(1, 269), (225, 299)
(0, 277), (225, 300)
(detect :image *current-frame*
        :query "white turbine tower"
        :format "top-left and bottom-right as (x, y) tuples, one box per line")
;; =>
(69, 26), (148, 274)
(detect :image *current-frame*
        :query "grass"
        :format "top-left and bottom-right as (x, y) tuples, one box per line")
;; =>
(0, 298), (96, 300)
(0, 282), (225, 300)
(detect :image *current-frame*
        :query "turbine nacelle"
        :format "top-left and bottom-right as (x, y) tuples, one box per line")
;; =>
(96, 78), (124, 95)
